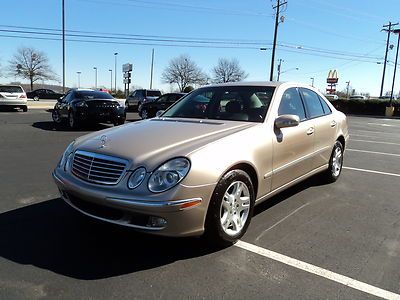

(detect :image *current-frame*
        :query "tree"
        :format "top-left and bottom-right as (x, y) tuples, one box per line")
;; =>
(161, 55), (207, 92)
(8, 47), (58, 91)
(212, 58), (248, 83)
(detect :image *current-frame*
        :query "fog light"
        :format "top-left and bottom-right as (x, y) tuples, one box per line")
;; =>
(147, 216), (167, 228)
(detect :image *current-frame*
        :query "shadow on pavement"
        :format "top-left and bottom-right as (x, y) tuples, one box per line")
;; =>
(0, 198), (217, 280)
(32, 121), (110, 132)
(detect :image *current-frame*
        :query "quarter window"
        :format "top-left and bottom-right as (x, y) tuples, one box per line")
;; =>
(319, 96), (332, 115)
(278, 88), (306, 121)
(300, 88), (325, 118)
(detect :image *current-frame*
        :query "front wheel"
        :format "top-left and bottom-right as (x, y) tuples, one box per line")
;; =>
(323, 141), (344, 183)
(33, 96), (39, 101)
(52, 109), (62, 124)
(204, 170), (255, 246)
(141, 108), (148, 119)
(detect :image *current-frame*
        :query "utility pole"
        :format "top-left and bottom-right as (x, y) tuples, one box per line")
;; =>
(270, 0), (287, 81)
(62, 0), (65, 93)
(380, 22), (398, 97)
(390, 29), (400, 106)
(150, 48), (155, 89)
(277, 59), (283, 81)
(346, 81), (350, 99)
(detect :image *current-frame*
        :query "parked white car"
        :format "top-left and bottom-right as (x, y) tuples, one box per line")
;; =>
(0, 85), (28, 112)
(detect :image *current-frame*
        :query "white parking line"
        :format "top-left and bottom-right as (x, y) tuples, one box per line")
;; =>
(350, 129), (400, 136)
(347, 149), (400, 157)
(350, 134), (400, 141)
(350, 139), (400, 146)
(235, 240), (400, 300)
(343, 167), (400, 178)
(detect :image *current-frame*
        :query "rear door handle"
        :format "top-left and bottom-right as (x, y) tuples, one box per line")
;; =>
(306, 127), (315, 135)
(330, 120), (337, 127)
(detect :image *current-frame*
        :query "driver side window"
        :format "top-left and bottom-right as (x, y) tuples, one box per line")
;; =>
(278, 88), (306, 121)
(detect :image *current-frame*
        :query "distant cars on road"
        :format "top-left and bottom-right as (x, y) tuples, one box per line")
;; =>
(350, 95), (367, 100)
(125, 89), (162, 111)
(53, 82), (349, 245)
(0, 85), (28, 112)
(325, 94), (339, 100)
(52, 89), (126, 129)
(138, 92), (186, 119)
(27, 89), (64, 101)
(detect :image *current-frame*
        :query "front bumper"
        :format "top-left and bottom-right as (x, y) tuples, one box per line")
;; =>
(52, 168), (215, 237)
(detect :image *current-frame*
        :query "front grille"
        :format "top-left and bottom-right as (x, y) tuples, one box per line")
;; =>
(72, 150), (128, 185)
(87, 100), (119, 109)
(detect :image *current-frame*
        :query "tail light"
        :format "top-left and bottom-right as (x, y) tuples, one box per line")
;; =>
(19, 94), (27, 99)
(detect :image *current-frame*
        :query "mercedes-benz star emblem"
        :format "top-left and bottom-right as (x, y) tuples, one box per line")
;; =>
(99, 135), (108, 148)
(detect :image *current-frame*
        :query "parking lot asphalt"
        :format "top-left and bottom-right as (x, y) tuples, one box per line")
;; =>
(0, 111), (399, 299)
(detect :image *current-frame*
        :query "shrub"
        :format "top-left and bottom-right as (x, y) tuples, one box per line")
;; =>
(329, 99), (400, 116)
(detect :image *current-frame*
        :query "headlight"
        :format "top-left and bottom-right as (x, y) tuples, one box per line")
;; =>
(58, 141), (75, 170)
(148, 158), (190, 193)
(127, 167), (146, 189)
(76, 101), (88, 107)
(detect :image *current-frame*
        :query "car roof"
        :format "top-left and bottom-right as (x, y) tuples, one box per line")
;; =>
(0, 85), (23, 88)
(205, 81), (284, 88)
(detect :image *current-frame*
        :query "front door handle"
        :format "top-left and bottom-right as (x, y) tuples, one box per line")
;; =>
(306, 127), (315, 135)
(330, 120), (337, 127)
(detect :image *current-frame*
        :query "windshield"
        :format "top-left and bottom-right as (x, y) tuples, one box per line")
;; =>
(74, 91), (114, 100)
(0, 86), (23, 93)
(162, 86), (275, 123)
(146, 90), (162, 97)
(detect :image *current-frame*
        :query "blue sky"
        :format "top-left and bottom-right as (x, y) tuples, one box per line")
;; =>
(0, 0), (399, 96)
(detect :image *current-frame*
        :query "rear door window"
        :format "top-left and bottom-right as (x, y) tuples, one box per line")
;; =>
(0, 86), (23, 93)
(300, 88), (325, 119)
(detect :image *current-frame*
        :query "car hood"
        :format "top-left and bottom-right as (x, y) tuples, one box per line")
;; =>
(74, 118), (257, 170)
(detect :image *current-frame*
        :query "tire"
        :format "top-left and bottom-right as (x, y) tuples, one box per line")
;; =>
(141, 108), (148, 119)
(22, 106), (28, 112)
(68, 111), (79, 130)
(323, 140), (344, 183)
(52, 109), (62, 124)
(114, 118), (125, 126)
(33, 96), (39, 101)
(204, 170), (255, 246)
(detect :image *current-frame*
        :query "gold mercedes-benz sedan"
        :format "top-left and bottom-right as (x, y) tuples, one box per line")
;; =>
(53, 82), (349, 245)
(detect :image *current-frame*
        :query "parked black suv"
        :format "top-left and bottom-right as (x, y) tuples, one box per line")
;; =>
(125, 89), (162, 111)
(52, 89), (126, 129)
(138, 93), (186, 119)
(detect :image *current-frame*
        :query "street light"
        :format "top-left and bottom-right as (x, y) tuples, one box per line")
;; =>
(310, 77), (315, 87)
(260, 48), (270, 79)
(93, 67), (97, 89)
(114, 52), (118, 93)
(279, 67), (299, 80)
(109, 69), (113, 91)
(77, 71), (81, 88)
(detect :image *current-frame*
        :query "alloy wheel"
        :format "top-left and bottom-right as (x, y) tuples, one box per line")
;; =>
(331, 146), (343, 177)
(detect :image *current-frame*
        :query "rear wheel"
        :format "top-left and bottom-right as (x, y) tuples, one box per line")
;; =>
(323, 141), (344, 183)
(68, 111), (79, 129)
(33, 96), (39, 101)
(22, 106), (28, 112)
(204, 170), (255, 246)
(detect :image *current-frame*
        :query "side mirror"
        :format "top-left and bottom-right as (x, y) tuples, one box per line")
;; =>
(275, 114), (300, 129)
(155, 110), (165, 118)
(58, 97), (63, 102)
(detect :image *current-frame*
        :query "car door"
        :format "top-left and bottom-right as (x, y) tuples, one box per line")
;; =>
(272, 87), (315, 190)
(59, 92), (72, 118)
(127, 91), (136, 105)
(300, 88), (336, 170)
(46, 89), (56, 100)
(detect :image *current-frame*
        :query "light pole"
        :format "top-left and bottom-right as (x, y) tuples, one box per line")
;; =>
(346, 81), (350, 99)
(114, 52), (118, 93)
(310, 77), (315, 87)
(150, 48), (155, 89)
(109, 69), (113, 91)
(62, 0), (65, 93)
(260, 48), (269, 79)
(93, 67), (97, 89)
(77, 71), (81, 88)
(279, 67), (299, 80)
(390, 29), (400, 106)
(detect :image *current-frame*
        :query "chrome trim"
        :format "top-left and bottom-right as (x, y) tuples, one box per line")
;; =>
(71, 150), (129, 185)
(106, 197), (202, 209)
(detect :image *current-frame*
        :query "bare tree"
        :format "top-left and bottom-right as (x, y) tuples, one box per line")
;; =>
(161, 55), (207, 92)
(8, 47), (58, 91)
(212, 58), (248, 83)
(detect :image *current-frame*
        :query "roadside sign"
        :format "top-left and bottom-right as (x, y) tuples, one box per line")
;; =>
(122, 63), (133, 72)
